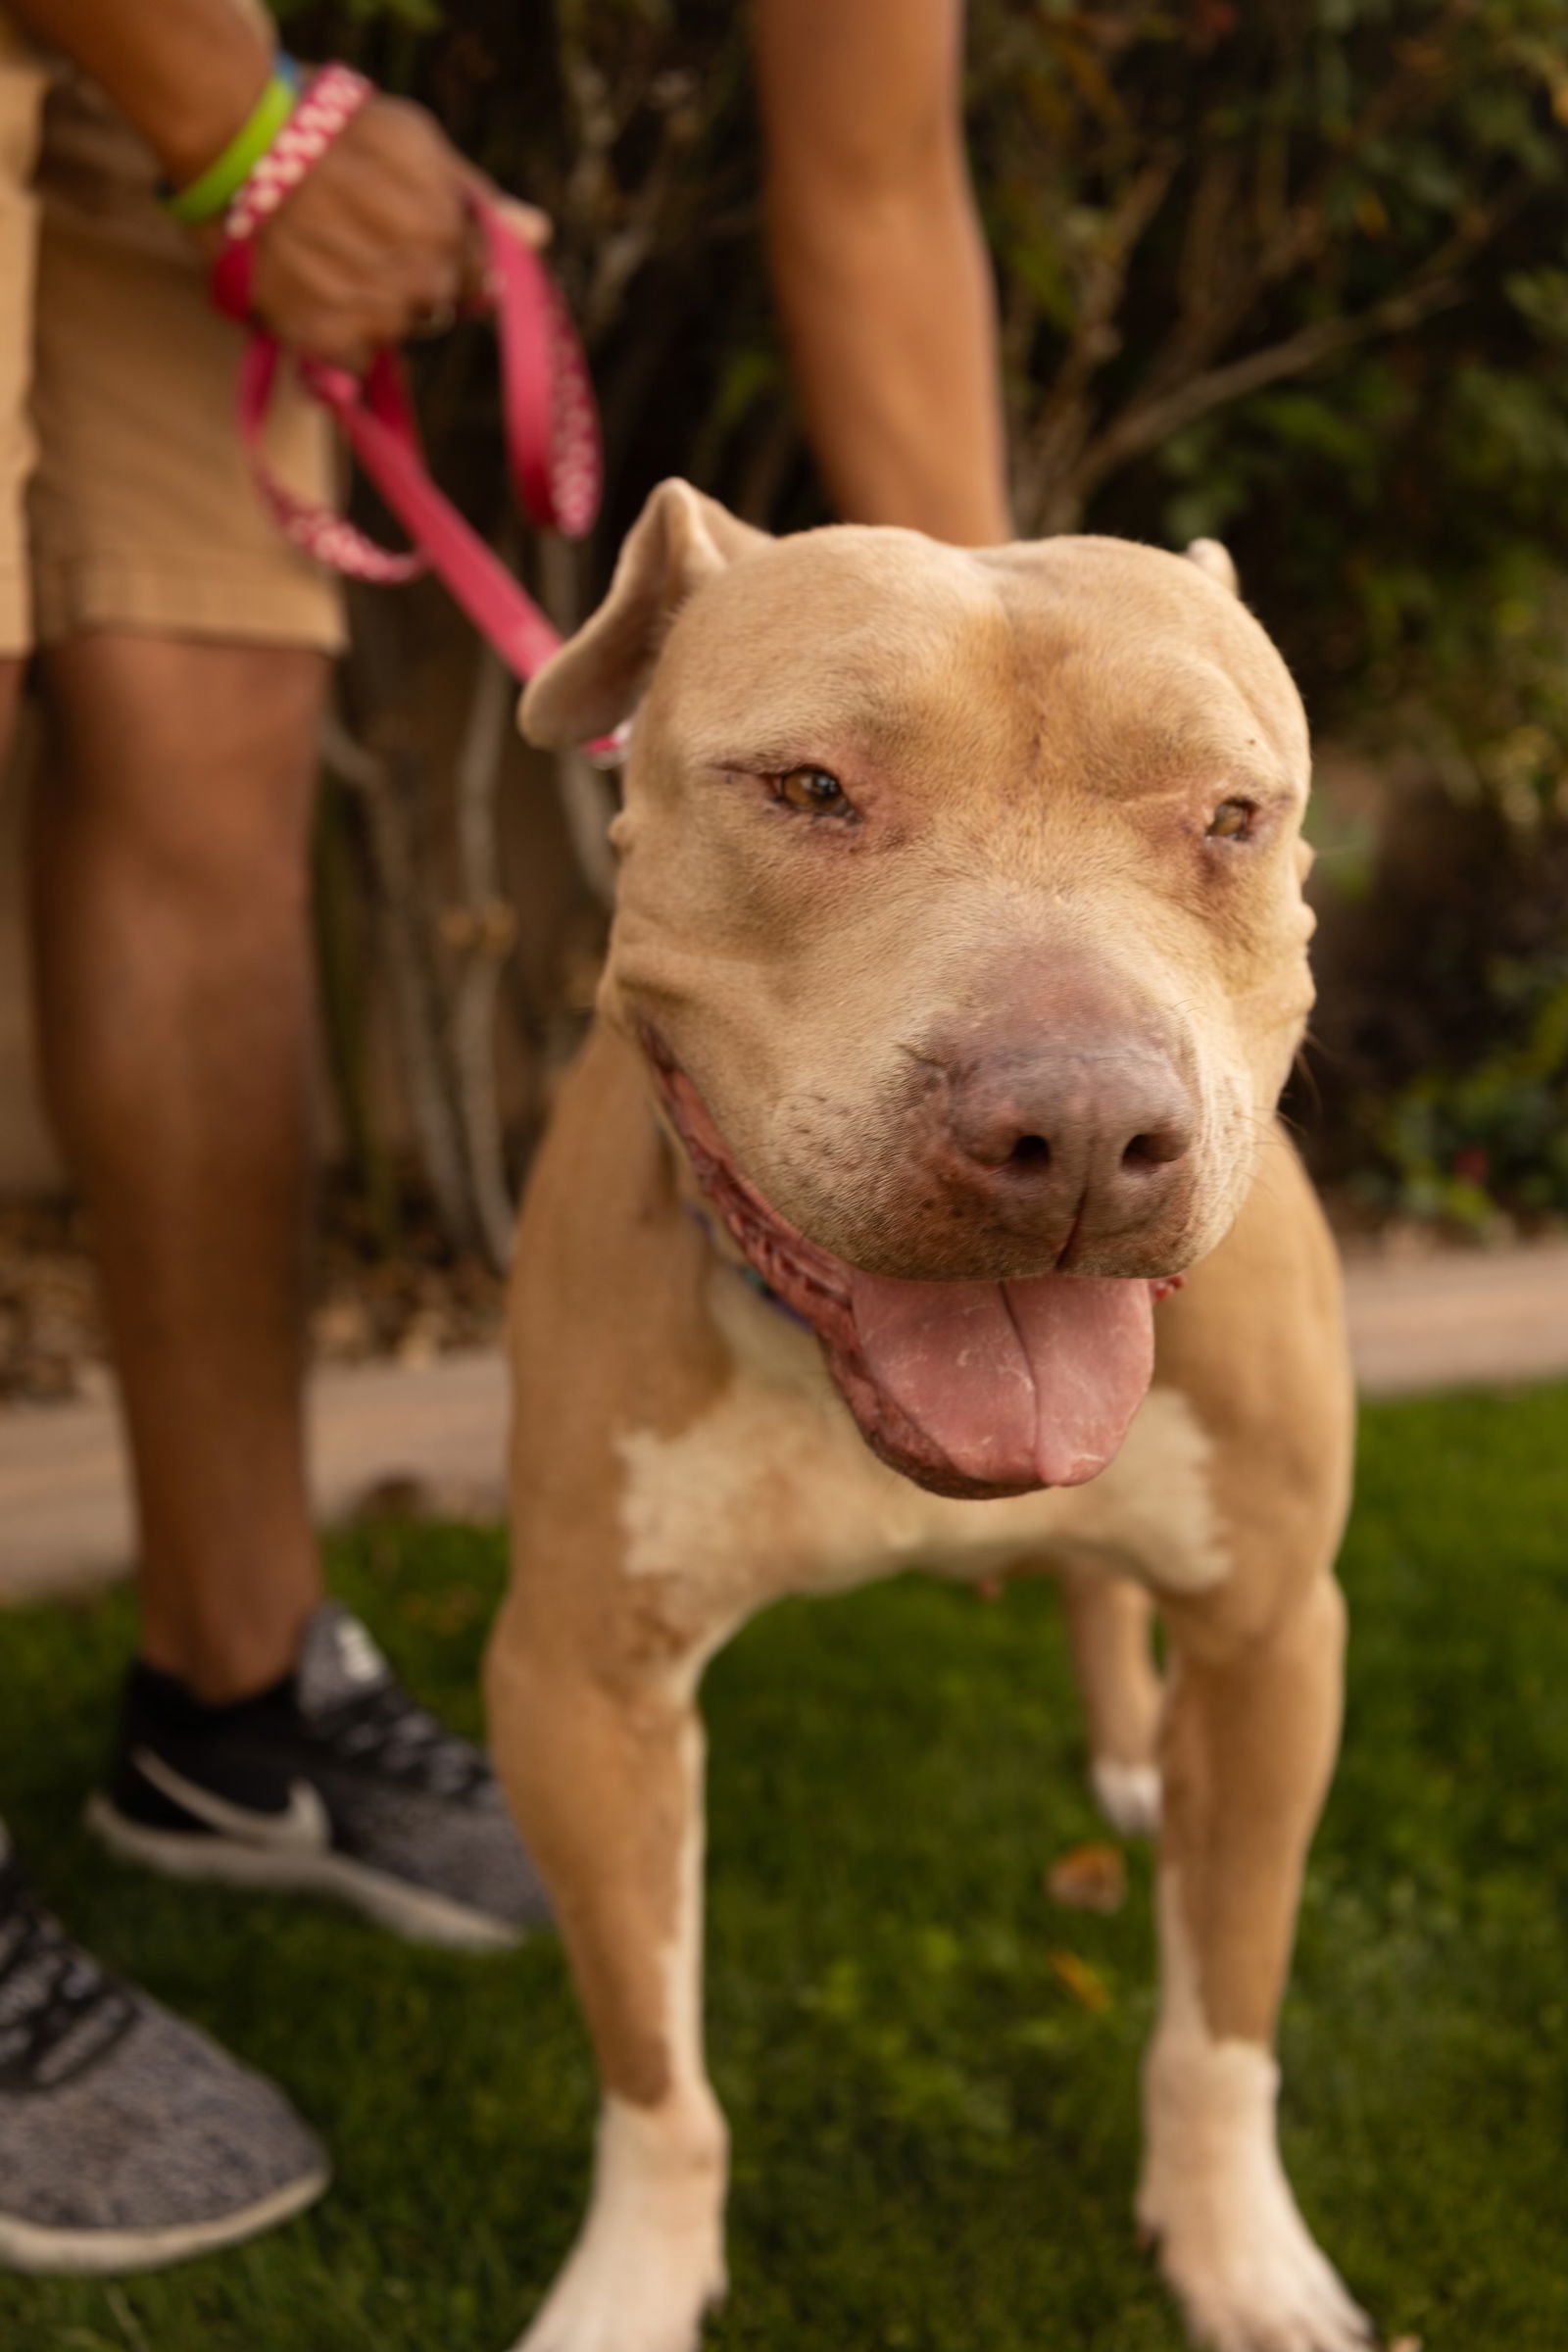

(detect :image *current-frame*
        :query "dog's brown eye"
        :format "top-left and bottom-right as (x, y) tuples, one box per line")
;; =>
(1206, 799), (1255, 842)
(776, 765), (850, 816)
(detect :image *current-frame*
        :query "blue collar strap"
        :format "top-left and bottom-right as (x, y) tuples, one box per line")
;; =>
(682, 1202), (812, 1330)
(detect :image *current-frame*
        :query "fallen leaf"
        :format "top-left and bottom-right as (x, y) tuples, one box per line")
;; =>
(1050, 1949), (1113, 2014)
(1047, 1843), (1127, 1914)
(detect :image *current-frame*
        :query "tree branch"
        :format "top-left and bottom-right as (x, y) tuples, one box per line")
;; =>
(1065, 275), (1466, 515)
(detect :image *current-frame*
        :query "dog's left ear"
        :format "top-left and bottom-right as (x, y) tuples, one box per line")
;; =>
(1184, 537), (1240, 596)
(520, 479), (770, 748)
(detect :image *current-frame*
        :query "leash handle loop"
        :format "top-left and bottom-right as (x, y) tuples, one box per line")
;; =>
(210, 66), (605, 697)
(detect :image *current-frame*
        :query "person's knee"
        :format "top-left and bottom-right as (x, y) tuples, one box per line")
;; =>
(38, 636), (327, 916)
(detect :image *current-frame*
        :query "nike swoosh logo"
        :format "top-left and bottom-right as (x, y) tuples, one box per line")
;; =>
(132, 1749), (332, 1853)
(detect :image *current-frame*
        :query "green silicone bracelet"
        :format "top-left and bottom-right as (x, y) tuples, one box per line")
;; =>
(162, 60), (300, 226)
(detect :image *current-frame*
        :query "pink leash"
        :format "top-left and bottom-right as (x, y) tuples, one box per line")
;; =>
(211, 65), (605, 713)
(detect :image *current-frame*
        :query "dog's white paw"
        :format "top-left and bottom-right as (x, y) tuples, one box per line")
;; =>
(1091, 1756), (1162, 1838)
(514, 2218), (724, 2352)
(1143, 2167), (1370, 2352)
(1139, 2039), (1370, 2352)
(513, 2097), (727, 2352)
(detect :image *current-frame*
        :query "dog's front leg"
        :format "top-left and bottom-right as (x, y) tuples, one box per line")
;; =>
(488, 1603), (727, 2352)
(1140, 1571), (1370, 2352)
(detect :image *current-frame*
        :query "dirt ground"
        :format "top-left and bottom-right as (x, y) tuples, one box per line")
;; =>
(3, 1178), (1561, 1415)
(0, 1190), (506, 1408)
(0, 1189), (1417, 1409)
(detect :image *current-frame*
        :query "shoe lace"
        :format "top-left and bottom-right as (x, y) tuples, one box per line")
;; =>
(0, 1869), (135, 2092)
(313, 1681), (490, 1800)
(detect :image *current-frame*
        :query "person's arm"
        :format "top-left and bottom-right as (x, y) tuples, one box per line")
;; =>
(754, 0), (1011, 545)
(6, 0), (275, 185)
(8, 0), (475, 370)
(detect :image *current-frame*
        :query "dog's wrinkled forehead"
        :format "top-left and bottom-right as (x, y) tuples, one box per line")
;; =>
(645, 528), (1307, 802)
(519, 483), (1308, 816)
(646, 529), (999, 772)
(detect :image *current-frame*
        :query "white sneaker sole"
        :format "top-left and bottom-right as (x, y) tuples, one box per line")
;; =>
(84, 1795), (522, 1953)
(0, 2162), (329, 2277)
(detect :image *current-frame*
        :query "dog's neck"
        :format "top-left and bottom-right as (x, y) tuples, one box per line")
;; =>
(679, 1199), (810, 1330)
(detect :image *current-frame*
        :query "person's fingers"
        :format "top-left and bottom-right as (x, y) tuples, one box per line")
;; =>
(255, 212), (463, 339)
(464, 174), (553, 251)
(400, 241), (465, 305)
(318, 186), (466, 281)
(272, 104), (466, 260)
(408, 298), (458, 341)
(455, 166), (552, 246)
(509, 201), (553, 250)
(281, 310), (374, 373)
(454, 209), (493, 310)
(281, 259), (412, 357)
(400, 260), (464, 339)
(234, 96), (507, 362)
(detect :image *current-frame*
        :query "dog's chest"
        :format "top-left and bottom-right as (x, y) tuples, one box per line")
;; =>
(612, 1267), (1230, 1629)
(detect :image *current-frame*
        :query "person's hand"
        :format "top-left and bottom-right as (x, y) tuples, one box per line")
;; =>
(242, 95), (544, 371)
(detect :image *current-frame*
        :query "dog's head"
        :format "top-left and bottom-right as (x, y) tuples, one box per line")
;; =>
(524, 482), (1315, 1501)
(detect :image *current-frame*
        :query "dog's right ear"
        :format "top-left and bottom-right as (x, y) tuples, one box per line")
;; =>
(520, 479), (769, 749)
(1184, 537), (1240, 597)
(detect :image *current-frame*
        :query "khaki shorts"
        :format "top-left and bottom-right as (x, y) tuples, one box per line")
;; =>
(0, 16), (344, 659)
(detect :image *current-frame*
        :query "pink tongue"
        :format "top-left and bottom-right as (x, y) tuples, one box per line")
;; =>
(847, 1268), (1154, 1490)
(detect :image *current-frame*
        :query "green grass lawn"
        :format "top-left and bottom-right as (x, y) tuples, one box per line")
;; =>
(2, 1382), (1567, 2352)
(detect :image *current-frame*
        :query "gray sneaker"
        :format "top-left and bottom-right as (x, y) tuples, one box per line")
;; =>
(0, 1834), (327, 2276)
(87, 1603), (551, 1951)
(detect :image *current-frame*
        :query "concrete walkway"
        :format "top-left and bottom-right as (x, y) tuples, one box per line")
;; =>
(1342, 1239), (1568, 1399)
(0, 1352), (512, 1609)
(3, 1242), (1567, 1606)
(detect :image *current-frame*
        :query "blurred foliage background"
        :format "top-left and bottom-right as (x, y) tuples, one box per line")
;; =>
(274, 0), (1568, 1252)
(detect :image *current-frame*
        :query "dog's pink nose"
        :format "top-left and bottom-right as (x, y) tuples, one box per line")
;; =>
(942, 1046), (1196, 1243)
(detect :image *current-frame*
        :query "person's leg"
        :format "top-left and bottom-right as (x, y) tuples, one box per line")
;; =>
(30, 633), (325, 1702)
(0, 657), (21, 752)
(0, 43), (338, 2279)
(0, 14), (43, 755)
(21, 98), (547, 1957)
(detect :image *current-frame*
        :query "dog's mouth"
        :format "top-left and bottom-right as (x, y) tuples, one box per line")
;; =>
(645, 1034), (1170, 1502)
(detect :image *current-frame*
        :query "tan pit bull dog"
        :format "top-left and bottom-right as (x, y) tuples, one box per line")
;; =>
(487, 481), (1367, 2352)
